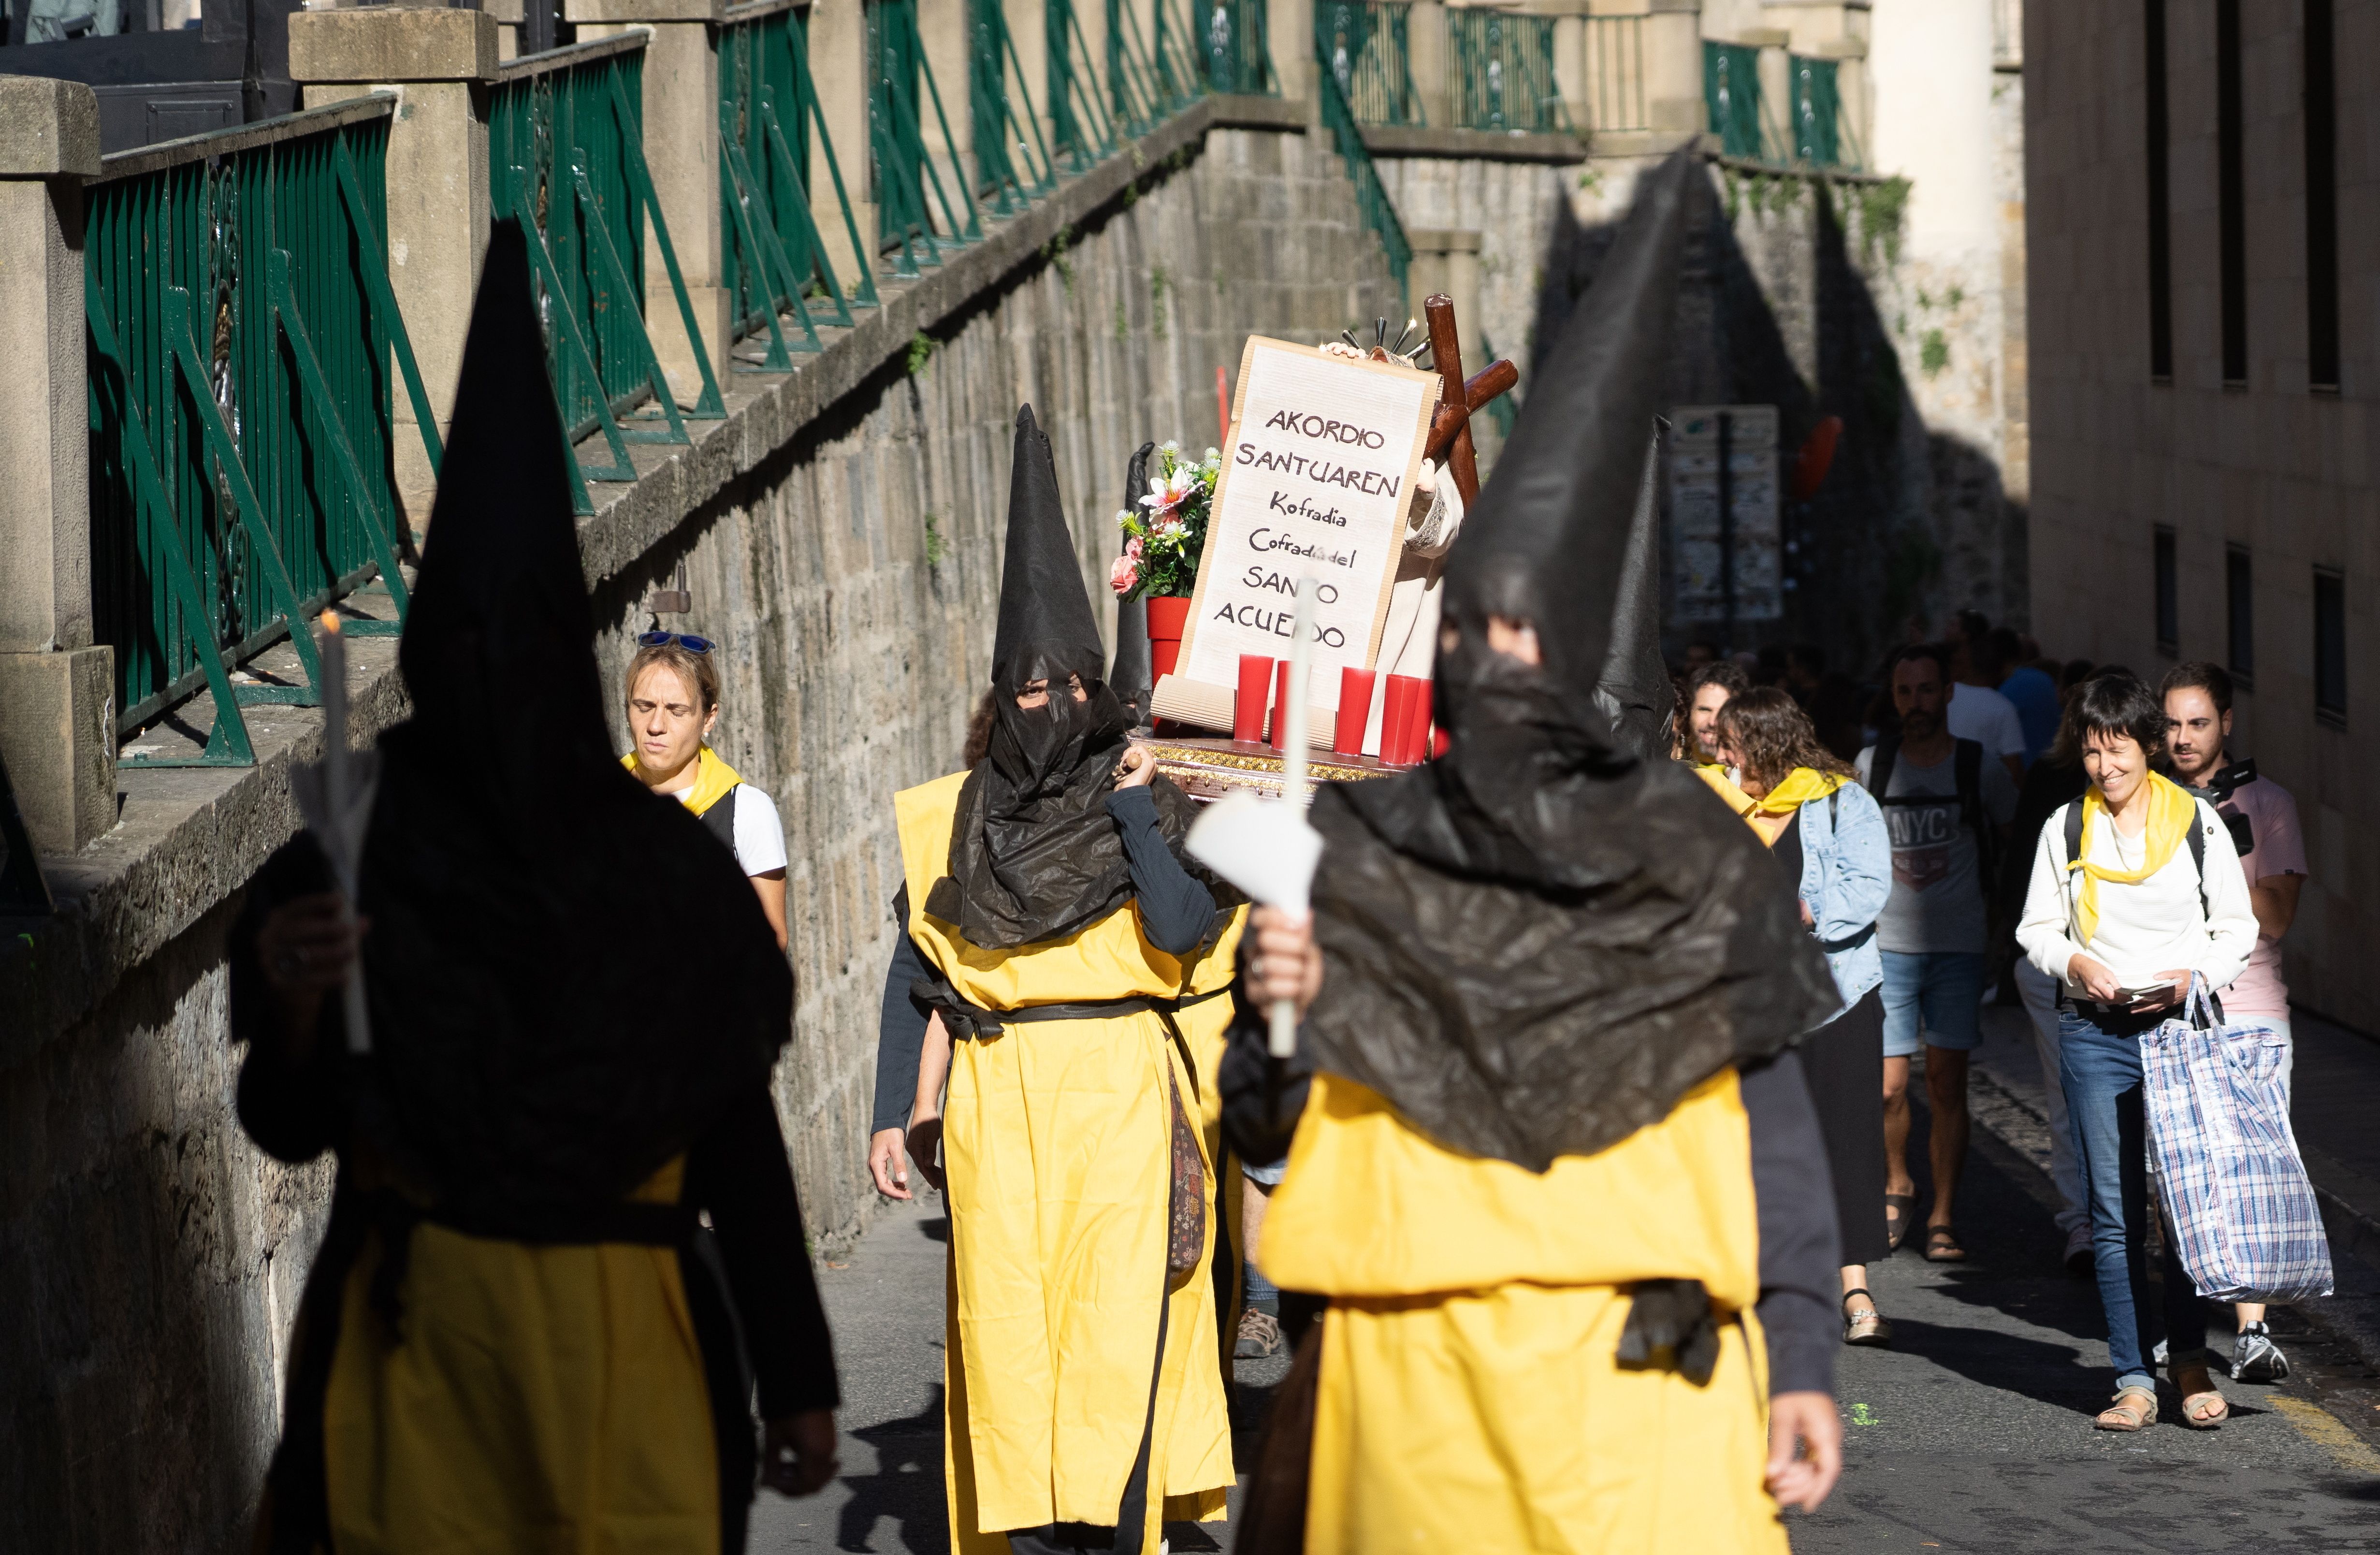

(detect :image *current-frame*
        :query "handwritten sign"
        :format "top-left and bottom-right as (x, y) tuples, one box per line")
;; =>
(1163, 337), (1437, 724)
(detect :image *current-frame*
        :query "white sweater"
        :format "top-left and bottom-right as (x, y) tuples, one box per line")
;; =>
(2016, 796), (2259, 1001)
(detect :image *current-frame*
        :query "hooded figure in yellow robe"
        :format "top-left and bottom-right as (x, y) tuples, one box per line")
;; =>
(885, 407), (1246, 1555)
(1217, 153), (1848, 1555)
(227, 222), (839, 1555)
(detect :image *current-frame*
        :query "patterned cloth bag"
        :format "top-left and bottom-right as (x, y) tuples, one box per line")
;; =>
(2141, 974), (2333, 1303)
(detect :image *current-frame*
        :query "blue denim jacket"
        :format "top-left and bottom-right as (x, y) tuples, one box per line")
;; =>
(1794, 779), (1892, 1014)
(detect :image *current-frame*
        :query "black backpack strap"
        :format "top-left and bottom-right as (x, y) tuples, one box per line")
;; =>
(1953, 738), (1996, 895)
(1867, 736), (1899, 798)
(2186, 805), (2208, 921)
(2062, 795), (2084, 867)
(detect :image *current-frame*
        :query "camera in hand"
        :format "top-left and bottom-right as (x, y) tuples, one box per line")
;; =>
(2182, 757), (2257, 857)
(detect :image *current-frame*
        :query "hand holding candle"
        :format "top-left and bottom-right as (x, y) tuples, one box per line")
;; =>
(1188, 577), (1322, 1057)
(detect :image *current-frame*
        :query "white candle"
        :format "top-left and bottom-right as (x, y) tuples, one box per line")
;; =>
(1282, 577), (1315, 807)
(319, 613), (373, 1056)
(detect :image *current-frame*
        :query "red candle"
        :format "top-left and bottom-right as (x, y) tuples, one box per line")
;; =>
(1234, 654), (1275, 743)
(1269, 659), (1294, 749)
(1334, 667), (1376, 756)
(1380, 676), (1418, 764)
(1390, 681), (1428, 762)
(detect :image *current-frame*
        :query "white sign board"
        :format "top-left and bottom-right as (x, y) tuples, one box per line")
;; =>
(1160, 336), (1438, 727)
(1670, 404), (1783, 624)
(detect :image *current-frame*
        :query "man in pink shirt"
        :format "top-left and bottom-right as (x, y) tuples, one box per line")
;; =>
(2163, 663), (2308, 1384)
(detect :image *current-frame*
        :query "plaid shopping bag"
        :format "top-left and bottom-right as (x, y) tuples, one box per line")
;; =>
(2141, 975), (2334, 1303)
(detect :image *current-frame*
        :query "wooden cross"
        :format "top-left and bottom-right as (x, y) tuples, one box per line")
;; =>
(1418, 294), (1517, 507)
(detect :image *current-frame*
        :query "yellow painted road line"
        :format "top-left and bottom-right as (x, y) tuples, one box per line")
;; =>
(2272, 1393), (2380, 1474)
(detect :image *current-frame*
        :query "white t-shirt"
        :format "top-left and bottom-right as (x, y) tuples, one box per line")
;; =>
(677, 782), (788, 877)
(1947, 681), (2027, 762)
(2015, 796), (2259, 998)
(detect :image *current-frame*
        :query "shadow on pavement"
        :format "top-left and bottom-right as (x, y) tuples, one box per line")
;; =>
(835, 1390), (949, 1554)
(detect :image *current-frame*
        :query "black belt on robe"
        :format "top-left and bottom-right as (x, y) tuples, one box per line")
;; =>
(911, 977), (1232, 1042)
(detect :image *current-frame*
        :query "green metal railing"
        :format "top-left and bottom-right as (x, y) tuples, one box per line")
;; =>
(1195, 0), (1272, 95)
(1316, 63), (1409, 302)
(1479, 331), (1517, 439)
(1048, 0), (1124, 169)
(1703, 41), (1760, 158)
(1791, 54), (1860, 170)
(1316, 0), (1421, 126)
(1448, 9), (1569, 133)
(1704, 42), (1860, 170)
(493, 35), (726, 514)
(720, 0), (880, 370)
(868, 0), (982, 270)
(1582, 15), (1646, 132)
(973, 0), (1057, 210)
(1109, 0), (1196, 135)
(85, 96), (435, 763)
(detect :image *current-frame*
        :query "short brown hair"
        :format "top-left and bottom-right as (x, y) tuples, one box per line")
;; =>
(2160, 660), (2234, 716)
(626, 641), (719, 712)
(1714, 687), (1857, 791)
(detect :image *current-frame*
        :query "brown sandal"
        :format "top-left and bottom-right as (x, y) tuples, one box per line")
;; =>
(1884, 1192), (1917, 1251)
(1923, 1224), (1967, 1263)
(2094, 1385), (2157, 1432)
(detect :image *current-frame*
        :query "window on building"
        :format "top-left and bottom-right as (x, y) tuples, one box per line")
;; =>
(2218, 0), (2247, 385)
(2226, 546), (2254, 684)
(2306, 0), (2340, 391)
(2155, 526), (2179, 654)
(2147, 0), (2173, 381)
(2315, 568), (2347, 724)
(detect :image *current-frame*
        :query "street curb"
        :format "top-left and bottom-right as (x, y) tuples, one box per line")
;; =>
(1966, 1066), (2380, 1378)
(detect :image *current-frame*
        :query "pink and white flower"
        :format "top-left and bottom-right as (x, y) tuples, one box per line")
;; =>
(1140, 465), (1201, 515)
(1108, 552), (1140, 596)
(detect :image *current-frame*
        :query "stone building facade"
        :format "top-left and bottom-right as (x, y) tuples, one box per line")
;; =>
(2026, 0), (2376, 1030)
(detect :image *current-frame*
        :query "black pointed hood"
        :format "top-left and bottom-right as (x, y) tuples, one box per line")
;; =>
(1107, 440), (1158, 721)
(925, 407), (1223, 949)
(1293, 156), (1838, 1171)
(355, 219), (790, 1211)
(992, 404), (1106, 689)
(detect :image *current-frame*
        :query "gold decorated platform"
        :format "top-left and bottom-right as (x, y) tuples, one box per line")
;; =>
(1128, 733), (1413, 803)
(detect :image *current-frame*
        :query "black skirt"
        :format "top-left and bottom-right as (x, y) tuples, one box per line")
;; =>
(1799, 986), (1890, 1268)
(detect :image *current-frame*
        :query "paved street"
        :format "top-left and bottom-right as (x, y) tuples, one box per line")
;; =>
(758, 1003), (2380, 1554)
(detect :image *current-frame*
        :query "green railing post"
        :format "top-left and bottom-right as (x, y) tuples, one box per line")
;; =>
(1316, 0), (1421, 126)
(1449, 9), (1569, 132)
(85, 280), (258, 768)
(1703, 40), (1762, 159)
(1315, 64), (1409, 304)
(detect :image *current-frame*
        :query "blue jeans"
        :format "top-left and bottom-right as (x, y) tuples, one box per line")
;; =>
(2058, 1008), (2210, 1391)
(1880, 949), (1987, 1058)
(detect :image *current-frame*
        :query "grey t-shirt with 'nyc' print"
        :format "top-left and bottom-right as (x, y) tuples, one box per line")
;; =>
(1855, 742), (2017, 955)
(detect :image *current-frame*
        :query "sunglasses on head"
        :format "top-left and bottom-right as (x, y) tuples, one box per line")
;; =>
(638, 631), (715, 654)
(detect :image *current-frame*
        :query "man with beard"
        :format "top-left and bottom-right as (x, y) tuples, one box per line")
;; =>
(230, 222), (839, 1555)
(874, 406), (1246, 1555)
(1217, 154), (1847, 1553)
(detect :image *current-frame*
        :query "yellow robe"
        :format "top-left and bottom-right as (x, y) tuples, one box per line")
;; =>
(895, 772), (1246, 1551)
(321, 1158), (722, 1554)
(1259, 1070), (1788, 1555)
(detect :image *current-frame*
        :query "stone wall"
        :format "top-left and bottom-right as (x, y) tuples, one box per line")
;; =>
(594, 124), (1399, 1248)
(0, 121), (1395, 1555)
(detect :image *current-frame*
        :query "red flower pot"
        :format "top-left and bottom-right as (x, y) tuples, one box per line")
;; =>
(1146, 595), (1192, 682)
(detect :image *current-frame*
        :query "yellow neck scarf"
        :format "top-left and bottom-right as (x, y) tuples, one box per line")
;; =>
(1691, 762), (1755, 815)
(621, 744), (743, 817)
(2068, 770), (2195, 945)
(1741, 766), (1846, 820)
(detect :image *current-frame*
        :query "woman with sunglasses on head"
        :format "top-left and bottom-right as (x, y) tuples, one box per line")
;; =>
(623, 631), (790, 950)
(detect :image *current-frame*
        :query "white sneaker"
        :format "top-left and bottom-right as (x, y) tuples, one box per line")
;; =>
(2233, 1322), (2290, 1383)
